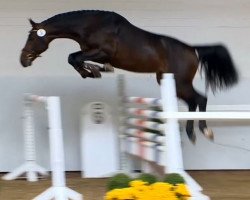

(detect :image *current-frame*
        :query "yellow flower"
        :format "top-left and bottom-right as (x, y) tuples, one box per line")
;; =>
(174, 184), (191, 197)
(151, 182), (174, 191)
(104, 180), (191, 200)
(129, 180), (148, 187)
(105, 188), (121, 200)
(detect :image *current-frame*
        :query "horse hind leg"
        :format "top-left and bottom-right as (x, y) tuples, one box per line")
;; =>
(157, 74), (198, 143)
(186, 100), (198, 144)
(175, 82), (198, 144)
(196, 92), (214, 141)
(156, 72), (162, 85)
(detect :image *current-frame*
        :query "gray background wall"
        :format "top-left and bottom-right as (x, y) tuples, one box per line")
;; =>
(0, 0), (250, 171)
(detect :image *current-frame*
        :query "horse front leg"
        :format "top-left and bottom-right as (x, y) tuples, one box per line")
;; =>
(68, 51), (101, 78)
(68, 50), (113, 79)
(85, 62), (114, 73)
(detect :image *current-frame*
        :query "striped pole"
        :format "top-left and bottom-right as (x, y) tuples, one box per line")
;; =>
(125, 118), (165, 132)
(126, 108), (163, 118)
(124, 97), (162, 106)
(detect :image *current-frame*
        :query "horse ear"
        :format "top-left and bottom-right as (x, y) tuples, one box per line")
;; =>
(29, 18), (38, 28)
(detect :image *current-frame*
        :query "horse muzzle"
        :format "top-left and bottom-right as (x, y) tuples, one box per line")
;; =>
(20, 51), (35, 67)
(20, 58), (32, 67)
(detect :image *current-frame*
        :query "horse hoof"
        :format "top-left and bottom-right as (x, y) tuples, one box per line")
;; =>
(93, 73), (102, 78)
(90, 67), (102, 78)
(104, 63), (114, 72)
(187, 132), (196, 144)
(203, 128), (214, 141)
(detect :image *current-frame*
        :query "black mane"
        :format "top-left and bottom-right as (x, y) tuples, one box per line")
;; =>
(42, 10), (116, 25)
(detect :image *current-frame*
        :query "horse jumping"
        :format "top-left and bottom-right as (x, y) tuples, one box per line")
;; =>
(20, 10), (239, 143)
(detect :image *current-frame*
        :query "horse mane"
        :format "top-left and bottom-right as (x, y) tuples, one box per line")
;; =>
(42, 10), (117, 25)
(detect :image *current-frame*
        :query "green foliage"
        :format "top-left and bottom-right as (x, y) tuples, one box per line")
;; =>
(137, 173), (158, 184)
(163, 173), (185, 185)
(107, 173), (132, 191)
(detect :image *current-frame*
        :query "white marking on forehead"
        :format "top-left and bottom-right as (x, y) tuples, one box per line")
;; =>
(37, 29), (46, 37)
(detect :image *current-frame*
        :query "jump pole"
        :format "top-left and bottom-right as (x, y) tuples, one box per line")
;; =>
(117, 74), (131, 172)
(2, 97), (48, 182)
(160, 74), (185, 174)
(23, 95), (82, 200)
(161, 74), (209, 200)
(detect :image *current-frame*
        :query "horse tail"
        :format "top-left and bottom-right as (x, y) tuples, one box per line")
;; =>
(194, 44), (239, 92)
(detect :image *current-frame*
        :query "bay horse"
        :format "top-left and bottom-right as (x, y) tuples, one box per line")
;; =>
(20, 10), (239, 143)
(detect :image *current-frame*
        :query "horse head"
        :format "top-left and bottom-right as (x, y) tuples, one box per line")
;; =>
(20, 19), (50, 67)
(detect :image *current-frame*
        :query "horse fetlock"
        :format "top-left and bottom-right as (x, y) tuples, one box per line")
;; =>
(186, 126), (196, 144)
(203, 128), (214, 141)
(198, 120), (207, 132)
(187, 131), (196, 144)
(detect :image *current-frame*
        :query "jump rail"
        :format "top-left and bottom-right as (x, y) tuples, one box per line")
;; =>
(126, 108), (250, 120)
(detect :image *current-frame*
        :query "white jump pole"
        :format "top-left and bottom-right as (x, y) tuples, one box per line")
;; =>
(162, 74), (209, 200)
(2, 97), (48, 182)
(161, 74), (184, 174)
(31, 96), (82, 200)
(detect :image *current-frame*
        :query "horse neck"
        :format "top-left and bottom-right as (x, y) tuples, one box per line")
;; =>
(45, 21), (81, 43)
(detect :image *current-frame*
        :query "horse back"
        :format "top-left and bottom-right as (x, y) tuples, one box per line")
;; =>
(110, 21), (170, 72)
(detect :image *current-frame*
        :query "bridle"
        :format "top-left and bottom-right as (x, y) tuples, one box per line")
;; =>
(22, 28), (47, 60)
(22, 48), (41, 60)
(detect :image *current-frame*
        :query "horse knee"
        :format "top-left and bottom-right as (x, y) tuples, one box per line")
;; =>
(68, 54), (76, 66)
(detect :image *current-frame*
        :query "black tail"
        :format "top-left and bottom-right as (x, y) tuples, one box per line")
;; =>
(194, 44), (239, 92)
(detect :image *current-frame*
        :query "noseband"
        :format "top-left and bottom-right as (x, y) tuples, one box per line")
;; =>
(22, 49), (41, 60)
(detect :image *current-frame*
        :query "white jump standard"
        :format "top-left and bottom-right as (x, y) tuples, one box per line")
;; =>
(2, 97), (48, 182)
(119, 74), (210, 200)
(4, 95), (83, 200)
(30, 95), (82, 200)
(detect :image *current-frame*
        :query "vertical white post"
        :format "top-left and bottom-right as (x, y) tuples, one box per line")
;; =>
(161, 74), (209, 200)
(23, 100), (38, 181)
(23, 101), (36, 164)
(46, 97), (66, 187)
(161, 74), (184, 173)
(117, 74), (130, 172)
(2, 98), (48, 182)
(33, 96), (82, 200)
